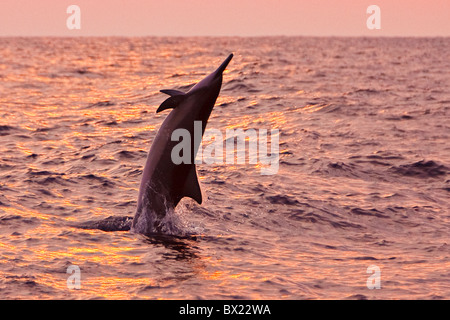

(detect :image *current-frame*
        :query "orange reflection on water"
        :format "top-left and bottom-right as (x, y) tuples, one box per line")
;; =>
(225, 111), (287, 130)
(302, 103), (332, 113)
(16, 143), (35, 156)
(1, 204), (52, 221)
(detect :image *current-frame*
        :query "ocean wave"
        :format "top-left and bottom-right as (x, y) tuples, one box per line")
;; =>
(390, 160), (448, 178)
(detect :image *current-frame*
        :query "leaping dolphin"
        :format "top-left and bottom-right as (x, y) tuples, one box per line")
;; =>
(131, 54), (233, 235)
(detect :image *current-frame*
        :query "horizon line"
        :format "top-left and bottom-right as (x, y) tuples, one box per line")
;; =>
(1, 34), (449, 39)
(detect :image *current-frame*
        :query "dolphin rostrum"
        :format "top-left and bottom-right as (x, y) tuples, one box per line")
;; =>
(131, 54), (233, 235)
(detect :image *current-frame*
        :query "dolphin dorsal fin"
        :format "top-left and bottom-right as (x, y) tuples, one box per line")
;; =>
(157, 89), (187, 113)
(182, 165), (202, 205)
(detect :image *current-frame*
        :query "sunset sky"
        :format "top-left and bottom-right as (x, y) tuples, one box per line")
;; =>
(0, 0), (449, 37)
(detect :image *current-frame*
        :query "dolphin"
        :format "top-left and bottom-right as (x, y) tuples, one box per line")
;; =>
(131, 53), (233, 235)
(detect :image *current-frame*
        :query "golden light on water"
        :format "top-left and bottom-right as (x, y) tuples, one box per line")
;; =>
(302, 103), (332, 113)
(1, 37), (449, 300)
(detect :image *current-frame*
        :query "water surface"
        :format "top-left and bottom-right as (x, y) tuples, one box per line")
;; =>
(0, 37), (449, 299)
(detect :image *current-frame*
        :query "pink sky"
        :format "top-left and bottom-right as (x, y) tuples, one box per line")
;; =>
(0, 0), (449, 36)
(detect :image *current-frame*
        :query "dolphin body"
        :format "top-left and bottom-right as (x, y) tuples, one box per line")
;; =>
(131, 54), (233, 235)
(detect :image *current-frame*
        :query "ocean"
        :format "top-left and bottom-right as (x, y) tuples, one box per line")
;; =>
(0, 36), (449, 299)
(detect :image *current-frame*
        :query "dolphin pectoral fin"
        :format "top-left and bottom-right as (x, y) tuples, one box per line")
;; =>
(156, 94), (187, 113)
(182, 165), (203, 205)
(160, 89), (186, 96)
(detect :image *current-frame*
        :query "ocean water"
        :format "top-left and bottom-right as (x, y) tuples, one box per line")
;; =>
(0, 37), (449, 299)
